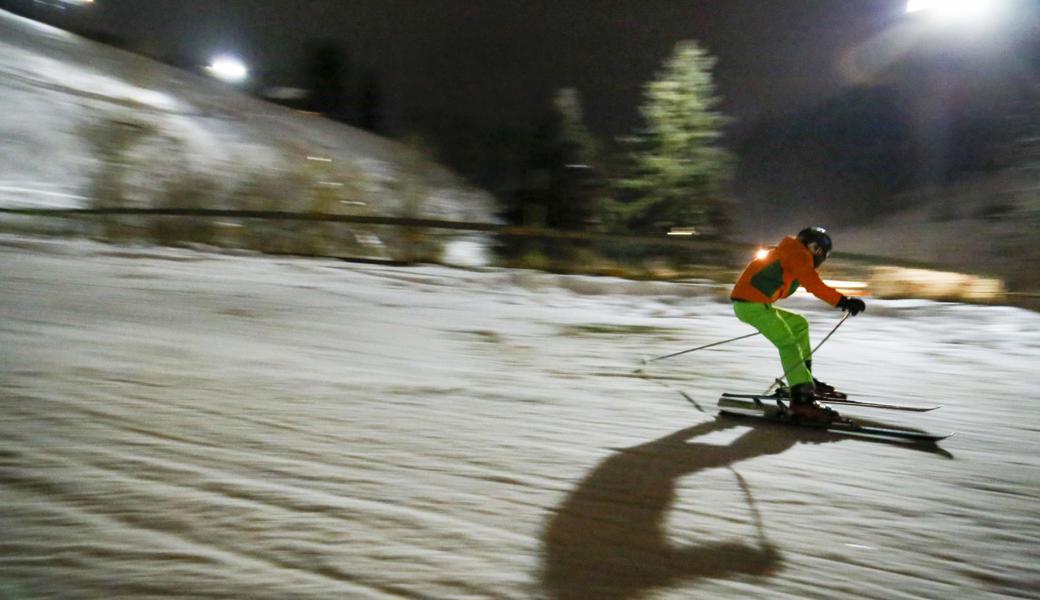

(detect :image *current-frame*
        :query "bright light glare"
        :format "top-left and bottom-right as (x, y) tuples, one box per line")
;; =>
(906, 0), (998, 19)
(206, 57), (249, 83)
(755, 248), (770, 260)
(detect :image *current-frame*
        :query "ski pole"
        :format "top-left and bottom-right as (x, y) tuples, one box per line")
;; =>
(634, 331), (760, 374)
(764, 311), (851, 395)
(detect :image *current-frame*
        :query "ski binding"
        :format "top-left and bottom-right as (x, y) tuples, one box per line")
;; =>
(720, 391), (941, 413)
(716, 394), (953, 443)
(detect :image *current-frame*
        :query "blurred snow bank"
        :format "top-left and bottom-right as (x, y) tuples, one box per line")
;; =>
(870, 266), (1005, 302)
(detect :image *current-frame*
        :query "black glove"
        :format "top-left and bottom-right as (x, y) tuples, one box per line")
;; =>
(837, 295), (866, 316)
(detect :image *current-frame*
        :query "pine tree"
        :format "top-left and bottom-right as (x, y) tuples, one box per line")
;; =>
(360, 70), (383, 133)
(512, 88), (601, 230)
(307, 42), (348, 121)
(547, 88), (601, 230)
(616, 41), (734, 235)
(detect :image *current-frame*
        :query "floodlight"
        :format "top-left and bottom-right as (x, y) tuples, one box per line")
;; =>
(206, 57), (249, 83)
(906, 0), (999, 20)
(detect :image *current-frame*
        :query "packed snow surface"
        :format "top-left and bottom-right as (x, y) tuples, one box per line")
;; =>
(1, 236), (1038, 599)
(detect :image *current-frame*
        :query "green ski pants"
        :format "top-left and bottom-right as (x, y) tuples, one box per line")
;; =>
(732, 301), (813, 387)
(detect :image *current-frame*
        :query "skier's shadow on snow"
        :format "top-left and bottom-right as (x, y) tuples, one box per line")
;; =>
(539, 417), (949, 600)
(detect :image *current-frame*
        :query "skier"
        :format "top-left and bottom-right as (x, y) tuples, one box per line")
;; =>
(730, 226), (865, 422)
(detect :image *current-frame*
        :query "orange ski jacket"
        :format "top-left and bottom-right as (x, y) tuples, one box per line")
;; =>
(731, 236), (843, 306)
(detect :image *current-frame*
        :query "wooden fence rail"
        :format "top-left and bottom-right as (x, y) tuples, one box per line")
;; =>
(0, 207), (733, 251)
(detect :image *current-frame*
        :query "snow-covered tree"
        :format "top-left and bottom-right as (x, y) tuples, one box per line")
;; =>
(616, 41), (734, 235)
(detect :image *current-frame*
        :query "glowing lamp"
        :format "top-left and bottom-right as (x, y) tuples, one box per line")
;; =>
(906, 0), (999, 20)
(206, 57), (249, 83)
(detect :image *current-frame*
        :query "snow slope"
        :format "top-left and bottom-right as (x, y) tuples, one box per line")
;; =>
(1, 235), (1038, 599)
(0, 9), (493, 221)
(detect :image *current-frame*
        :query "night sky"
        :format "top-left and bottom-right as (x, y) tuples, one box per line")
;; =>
(61, 0), (919, 135)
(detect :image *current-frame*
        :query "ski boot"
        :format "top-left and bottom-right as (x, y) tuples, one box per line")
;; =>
(787, 382), (842, 423)
(812, 378), (847, 400)
(804, 360), (847, 399)
(774, 378), (847, 401)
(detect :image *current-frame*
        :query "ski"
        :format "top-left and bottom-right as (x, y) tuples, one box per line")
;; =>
(719, 392), (941, 412)
(716, 395), (954, 443)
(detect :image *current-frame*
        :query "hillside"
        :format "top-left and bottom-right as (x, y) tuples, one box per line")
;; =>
(838, 173), (1040, 291)
(0, 9), (494, 223)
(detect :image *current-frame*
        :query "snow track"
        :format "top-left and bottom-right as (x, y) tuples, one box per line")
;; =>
(1, 236), (1038, 599)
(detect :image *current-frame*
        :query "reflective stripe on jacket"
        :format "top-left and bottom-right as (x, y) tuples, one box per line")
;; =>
(730, 236), (842, 306)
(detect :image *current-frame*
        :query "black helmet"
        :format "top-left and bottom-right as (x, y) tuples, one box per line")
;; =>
(797, 226), (832, 267)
